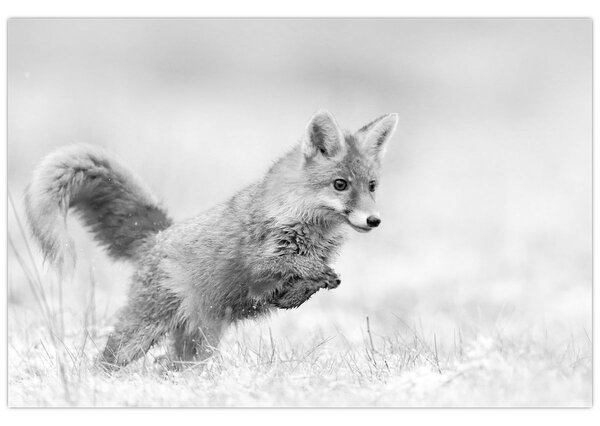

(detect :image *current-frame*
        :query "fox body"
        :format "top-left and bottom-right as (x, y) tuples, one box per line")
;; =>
(25, 110), (398, 369)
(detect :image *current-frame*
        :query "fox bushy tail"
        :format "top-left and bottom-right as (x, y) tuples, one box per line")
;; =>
(25, 144), (172, 272)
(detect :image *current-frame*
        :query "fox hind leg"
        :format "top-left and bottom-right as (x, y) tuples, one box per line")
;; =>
(167, 322), (222, 370)
(171, 325), (199, 361)
(97, 284), (177, 371)
(99, 320), (163, 370)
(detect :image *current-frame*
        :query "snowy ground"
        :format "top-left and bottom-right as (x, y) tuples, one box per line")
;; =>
(7, 216), (591, 407)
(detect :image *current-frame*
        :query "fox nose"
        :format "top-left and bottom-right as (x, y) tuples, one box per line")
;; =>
(366, 215), (381, 228)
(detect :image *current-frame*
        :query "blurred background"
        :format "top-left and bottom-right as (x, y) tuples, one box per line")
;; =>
(8, 19), (591, 351)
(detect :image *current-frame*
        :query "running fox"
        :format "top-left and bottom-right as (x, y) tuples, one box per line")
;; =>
(25, 110), (398, 370)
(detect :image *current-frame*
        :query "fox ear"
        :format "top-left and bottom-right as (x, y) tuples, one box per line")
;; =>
(358, 113), (399, 161)
(302, 109), (345, 159)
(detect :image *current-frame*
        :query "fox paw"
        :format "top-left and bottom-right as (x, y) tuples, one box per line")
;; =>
(321, 267), (341, 290)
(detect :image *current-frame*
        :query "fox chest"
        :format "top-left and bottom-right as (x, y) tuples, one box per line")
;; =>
(267, 223), (342, 262)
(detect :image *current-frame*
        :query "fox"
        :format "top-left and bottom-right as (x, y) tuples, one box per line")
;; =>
(24, 109), (398, 370)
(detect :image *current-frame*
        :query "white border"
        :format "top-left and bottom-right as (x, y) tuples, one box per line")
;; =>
(1, 1), (598, 425)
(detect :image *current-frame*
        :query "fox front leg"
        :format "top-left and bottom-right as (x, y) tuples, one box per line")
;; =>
(249, 254), (341, 295)
(271, 269), (341, 309)
(271, 279), (322, 309)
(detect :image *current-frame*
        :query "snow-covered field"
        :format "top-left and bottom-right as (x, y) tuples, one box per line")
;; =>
(7, 211), (591, 406)
(7, 322), (592, 407)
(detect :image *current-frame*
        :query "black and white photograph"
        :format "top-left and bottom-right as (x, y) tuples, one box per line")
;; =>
(6, 18), (592, 407)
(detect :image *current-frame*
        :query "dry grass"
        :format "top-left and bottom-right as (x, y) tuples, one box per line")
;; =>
(8, 309), (591, 407)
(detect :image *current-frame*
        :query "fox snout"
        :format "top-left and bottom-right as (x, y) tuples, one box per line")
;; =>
(346, 211), (381, 232)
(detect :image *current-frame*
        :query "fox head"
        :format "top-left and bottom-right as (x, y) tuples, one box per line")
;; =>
(300, 109), (398, 232)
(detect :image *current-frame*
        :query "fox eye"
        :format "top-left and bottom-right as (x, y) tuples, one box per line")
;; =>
(369, 181), (377, 192)
(333, 179), (348, 191)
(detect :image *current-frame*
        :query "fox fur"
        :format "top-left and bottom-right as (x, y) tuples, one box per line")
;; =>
(24, 110), (398, 370)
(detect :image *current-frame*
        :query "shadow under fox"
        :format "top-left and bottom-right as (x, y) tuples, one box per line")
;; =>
(25, 110), (398, 370)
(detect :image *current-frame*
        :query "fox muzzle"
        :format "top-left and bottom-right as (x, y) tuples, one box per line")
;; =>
(346, 210), (381, 232)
